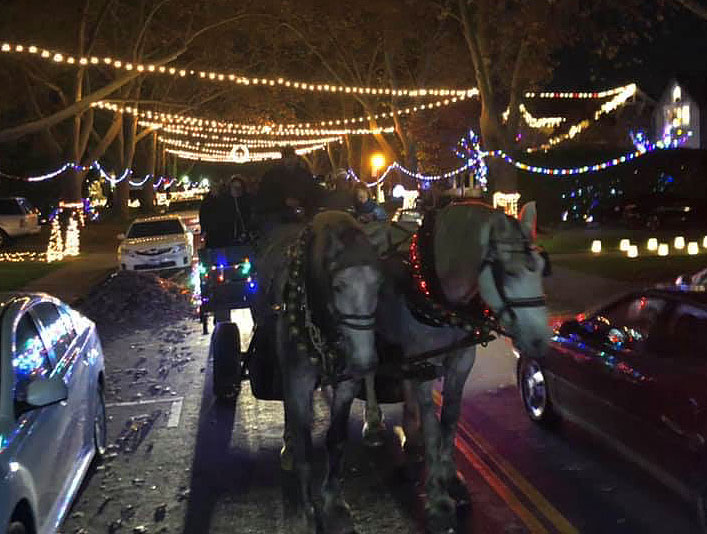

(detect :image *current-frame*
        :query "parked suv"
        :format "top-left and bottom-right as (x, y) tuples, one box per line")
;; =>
(0, 197), (41, 247)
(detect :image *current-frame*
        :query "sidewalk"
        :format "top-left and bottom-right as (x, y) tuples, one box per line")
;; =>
(22, 252), (117, 305)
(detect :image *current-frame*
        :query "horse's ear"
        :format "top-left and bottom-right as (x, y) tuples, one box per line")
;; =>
(491, 209), (510, 236)
(519, 201), (537, 242)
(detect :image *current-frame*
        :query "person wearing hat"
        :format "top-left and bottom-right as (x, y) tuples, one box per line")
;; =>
(255, 146), (321, 224)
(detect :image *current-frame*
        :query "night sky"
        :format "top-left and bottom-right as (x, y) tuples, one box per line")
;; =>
(552, 5), (707, 98)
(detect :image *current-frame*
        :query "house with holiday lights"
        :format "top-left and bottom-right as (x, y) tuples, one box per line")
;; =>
(654, 78), (705, 149)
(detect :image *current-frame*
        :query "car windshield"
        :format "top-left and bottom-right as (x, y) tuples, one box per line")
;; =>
(127, 219), (184, 238)
(167, 200), (201, 213)
(0, 198), (22, 215)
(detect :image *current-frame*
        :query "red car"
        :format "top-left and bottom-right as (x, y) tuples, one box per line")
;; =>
(518, 285), (707, 516)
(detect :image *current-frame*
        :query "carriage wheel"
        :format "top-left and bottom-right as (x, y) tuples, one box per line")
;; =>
(212, 321), (242, 402)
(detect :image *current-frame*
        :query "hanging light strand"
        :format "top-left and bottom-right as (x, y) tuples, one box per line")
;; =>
(0, 42), (478, 98)
(93, 90), (477, 134)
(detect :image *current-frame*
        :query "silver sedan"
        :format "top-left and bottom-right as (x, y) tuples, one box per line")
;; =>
(0, 293), (106, 534)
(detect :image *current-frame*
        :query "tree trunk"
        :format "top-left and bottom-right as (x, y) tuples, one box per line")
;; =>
(140, 131), (157, 212)
(479, 100), (517, 193)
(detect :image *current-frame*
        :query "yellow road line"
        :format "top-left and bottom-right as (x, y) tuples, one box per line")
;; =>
(455, 433), (549, 533)
(432, 390), (579, 534)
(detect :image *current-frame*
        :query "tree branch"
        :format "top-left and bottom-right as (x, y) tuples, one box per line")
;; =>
(672, 0), (707, 20)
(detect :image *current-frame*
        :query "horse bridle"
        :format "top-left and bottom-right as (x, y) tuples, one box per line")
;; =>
(479, 236), (547, 324)
(325, 264), (378, 332)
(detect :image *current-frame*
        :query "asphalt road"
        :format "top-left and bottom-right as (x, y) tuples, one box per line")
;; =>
(59, 266), (703, 533)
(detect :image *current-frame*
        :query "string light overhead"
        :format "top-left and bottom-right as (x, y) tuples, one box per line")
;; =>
(93, 90), (477, 134)
(165, 143), (327, 163)
(158, 135), (342, 150)
(525, 84), (637, 152)
(1, 41), (476, 98)
(524, 84), (635, 99)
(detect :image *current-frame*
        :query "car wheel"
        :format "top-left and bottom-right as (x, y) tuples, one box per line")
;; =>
(94, 384), (107, 458)
(7, 521), (27, 534)
(212, 322), (241, 402)
(0, 229), (9, 249)
(519, 358), (558, 426)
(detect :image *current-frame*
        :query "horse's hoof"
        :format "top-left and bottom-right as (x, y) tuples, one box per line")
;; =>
(361, 421), (386, 448)
(447, 473), (471, 508)
(280, 443), (294, 471)
(322, 497), (355, 534)
(425, 498), (457, 534)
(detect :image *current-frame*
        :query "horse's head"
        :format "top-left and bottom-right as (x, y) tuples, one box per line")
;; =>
(311, 212), (383, 378)
(477, 202), (550, 359)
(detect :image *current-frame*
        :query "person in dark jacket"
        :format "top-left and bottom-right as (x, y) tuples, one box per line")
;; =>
(255, 146), (321, 223)
(229, 174), (253, 241)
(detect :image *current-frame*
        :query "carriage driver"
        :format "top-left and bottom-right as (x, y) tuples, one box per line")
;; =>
(254, 146), (322, 227)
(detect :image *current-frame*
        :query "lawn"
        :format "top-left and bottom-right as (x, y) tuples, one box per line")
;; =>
(553, 254), (706, 285)
(538, 227), (707, 255)
(0, 262), (64, 292)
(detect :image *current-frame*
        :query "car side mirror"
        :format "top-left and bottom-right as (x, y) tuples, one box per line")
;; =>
(116, 233), (126, 240)
(558, 319), (580, 337)
(25, 376), (68, 408)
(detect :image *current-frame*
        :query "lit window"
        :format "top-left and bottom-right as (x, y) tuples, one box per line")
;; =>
(682, 105), (690, 126)
(673, 85), (682, 103)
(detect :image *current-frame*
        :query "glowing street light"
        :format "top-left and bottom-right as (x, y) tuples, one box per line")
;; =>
(703, 236), (707, 249)
(658, 243), (669, 257)
(591, 240), (602, 254)
(674, 236), (685, 250)
(370, 153), (386, 177)
(647, 238), (658, 251)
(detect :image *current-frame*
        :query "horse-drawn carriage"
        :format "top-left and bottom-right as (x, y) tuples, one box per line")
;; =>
(196, 204), (550, 534)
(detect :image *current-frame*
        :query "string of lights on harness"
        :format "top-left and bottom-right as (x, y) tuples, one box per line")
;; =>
(283, 226), (345, 386)
(406, 212), (499, 345)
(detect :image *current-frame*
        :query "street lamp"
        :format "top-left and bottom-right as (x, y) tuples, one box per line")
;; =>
(370, 153), (386, 177)
(370, 153), (386, 203)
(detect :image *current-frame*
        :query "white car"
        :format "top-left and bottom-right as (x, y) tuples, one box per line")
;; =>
(165, 198), (201, 235)
(0, 198), (40, 248)
(118, 215), (194, 271)
(0, 292), (106, 534)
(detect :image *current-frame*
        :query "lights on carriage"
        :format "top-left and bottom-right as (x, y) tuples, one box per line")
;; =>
(658, 244), (669, 257)
(674, 236), (686, 250)
(627, 245), (638, 258)
(703, 236), (707, 249)
(590, 240), (602, 254)
(619, 239), (630, 252)
(647, 238), (658, 251)
(688, 242), (699, 255)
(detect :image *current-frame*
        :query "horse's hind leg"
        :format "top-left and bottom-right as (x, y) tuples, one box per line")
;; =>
(416, 379), (457, 534)
(362, 373), (386, 447)
(321, 378), (359, 534)
(439, 348), (476, 506)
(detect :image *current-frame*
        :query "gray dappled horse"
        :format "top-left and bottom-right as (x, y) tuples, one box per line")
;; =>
(271, 212), (382, 533)
(364, 201), (550, 533)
